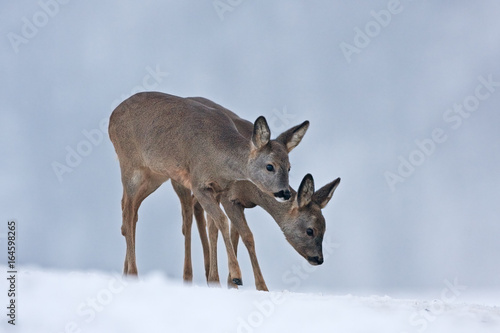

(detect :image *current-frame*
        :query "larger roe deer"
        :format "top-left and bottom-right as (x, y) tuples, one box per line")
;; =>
(108, 92), (309, 285)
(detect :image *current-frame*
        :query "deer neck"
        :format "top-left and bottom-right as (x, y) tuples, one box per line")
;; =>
(220, 138), (254, 182)
(249, 186), (292, 229)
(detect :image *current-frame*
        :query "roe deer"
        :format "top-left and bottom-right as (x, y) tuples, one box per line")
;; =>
(223, 174), (339, 290)
(173, 97), (340, 290)
(176, 174), (340, 291)
(108, 92), (309, 285)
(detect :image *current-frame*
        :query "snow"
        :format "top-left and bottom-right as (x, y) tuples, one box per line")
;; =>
(2, 0), (500, 300)
(2, 267), (499, 333)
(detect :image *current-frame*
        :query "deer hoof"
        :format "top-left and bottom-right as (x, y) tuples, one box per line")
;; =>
(232, 278), (243, 286)
(256, 284), (269, 292)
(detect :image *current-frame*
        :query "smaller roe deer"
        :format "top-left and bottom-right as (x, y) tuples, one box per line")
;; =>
(175, 174), (340, 291)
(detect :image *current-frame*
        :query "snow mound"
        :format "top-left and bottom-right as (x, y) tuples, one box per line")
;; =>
(2, 267), (499, 332)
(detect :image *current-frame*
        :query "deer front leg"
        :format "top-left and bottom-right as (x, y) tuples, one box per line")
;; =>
(171, 181), (194, 283)
(227, 224), (240, 289)
(193, 200), (210, 282)
(206, 214), (220, 286)
(193, 187), (243, 286)
(222, 199), (268, 291)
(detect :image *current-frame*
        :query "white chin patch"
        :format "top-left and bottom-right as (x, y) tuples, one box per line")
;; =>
(274, 196), (287, 202)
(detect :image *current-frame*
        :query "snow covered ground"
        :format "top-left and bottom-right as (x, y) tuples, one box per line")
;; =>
(2, 267), (499, 333)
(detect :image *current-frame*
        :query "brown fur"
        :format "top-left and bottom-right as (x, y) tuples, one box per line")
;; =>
(180, 175), (340, 291)
(108, 92), (309, 283)
(173, 97), (339, 291)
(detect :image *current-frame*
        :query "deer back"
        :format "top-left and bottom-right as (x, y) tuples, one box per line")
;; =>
(109, 92), (295, 196)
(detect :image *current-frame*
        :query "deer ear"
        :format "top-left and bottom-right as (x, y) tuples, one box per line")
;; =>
(276, 120), (309, 153)
(252, 116), (271, 149)
(313, 177), (340, 209)
(297, 174), (314, 208)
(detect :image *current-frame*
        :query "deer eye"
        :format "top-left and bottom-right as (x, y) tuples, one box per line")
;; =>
(306, 228), (314, 237)
(266, 164), (274, 172)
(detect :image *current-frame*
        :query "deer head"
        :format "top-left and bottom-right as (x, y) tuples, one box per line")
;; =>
(281, 174), (341, 265)
(247, 117), (310, 201)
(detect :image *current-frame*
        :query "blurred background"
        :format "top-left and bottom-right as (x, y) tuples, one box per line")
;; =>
(1, 1), (499, 297)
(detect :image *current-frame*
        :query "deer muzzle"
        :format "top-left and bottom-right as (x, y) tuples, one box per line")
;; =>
(307, 256), (324, 265)
(274, 189), (291, 201)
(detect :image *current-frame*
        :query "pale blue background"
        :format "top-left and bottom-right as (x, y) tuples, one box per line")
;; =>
(1, 0), (499, 295)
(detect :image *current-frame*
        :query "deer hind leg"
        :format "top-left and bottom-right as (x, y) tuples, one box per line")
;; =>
(121, 189), (137, 276)
(193, 200), (210, 282)
(121, 168), (163, 276)
(193, 187), (242, 286)
(171, 180), (194, 283)
(222, 199), (269, 291)
(121, 196), (129, 275)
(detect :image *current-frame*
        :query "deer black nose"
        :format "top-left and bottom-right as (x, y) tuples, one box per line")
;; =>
(274, 189), (291, 201)
(308, 256), (324, 265)
(282, 189), (291, 200)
